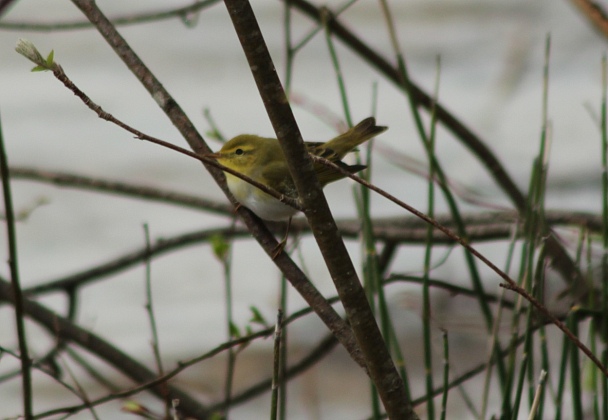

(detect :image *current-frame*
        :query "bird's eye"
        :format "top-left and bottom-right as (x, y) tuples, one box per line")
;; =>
(235, 148), (244, 156)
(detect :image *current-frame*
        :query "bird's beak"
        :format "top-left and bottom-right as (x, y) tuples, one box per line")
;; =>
(202, 152), (221, 159)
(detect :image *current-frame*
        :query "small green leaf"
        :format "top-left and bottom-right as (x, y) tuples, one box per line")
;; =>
(121, 400), (153, 416)
(209, 411), (224, 420)
(210, 233), (230, 262)
(249, 306), (269, 327)
(228, 321), (240, 339)
(205, 129), (221, 141)
(16, 40), (57, 72)
(45, 50), (55, 67)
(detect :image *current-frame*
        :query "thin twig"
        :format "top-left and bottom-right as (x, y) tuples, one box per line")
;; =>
(289, 0), (588, 304)
(22, 226), (247, 296)
(500, 282), (608, 377)
(142, 224), (169, 416)
(58, 355), (101, 420)
(0, 0), (17, 18)
(270, 310), (284, 420)
(311, 154), (608, 377)
(208, 330), (339, 413)
(0, 0), (221, 31)
(0, 112), (32, 417)
(9, 166), (233, 216)
(0, 346), (100, 415)
(569, 0), (608, 38)
(528, 369), (547, 420)
(33, 57), (300, 211)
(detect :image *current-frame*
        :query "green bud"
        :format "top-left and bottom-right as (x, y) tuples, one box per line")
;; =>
(15, 38), (57, 72)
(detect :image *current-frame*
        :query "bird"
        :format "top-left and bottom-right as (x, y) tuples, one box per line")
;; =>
(207, 117), (387, 255)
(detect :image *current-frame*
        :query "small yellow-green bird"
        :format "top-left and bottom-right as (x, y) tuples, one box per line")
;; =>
(208, 117), (387, 221)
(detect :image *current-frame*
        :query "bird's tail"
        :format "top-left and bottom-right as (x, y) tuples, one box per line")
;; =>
(324, 117), (388, 158)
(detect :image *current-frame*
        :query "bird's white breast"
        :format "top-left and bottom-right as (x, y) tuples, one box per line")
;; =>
(226, 174), (297, 221)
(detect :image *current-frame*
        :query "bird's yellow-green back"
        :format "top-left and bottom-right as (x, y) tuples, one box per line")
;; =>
(209, 117), (387, 220)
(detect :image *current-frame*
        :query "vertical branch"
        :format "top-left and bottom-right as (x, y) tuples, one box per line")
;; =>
(214, 232), (236, 418)
(568, 312), (584, 419)
(278, 276), (288, 420)
(322, 9), (352, 126)
(270, 310), (284, 420)
(142, 224), (169, 417)
(601, 51), (608, 420)
(0, 114), (33, 418)
(280, 6), (293, 414)
(421, 54), (442, 420)
(283, 0), (294, 94)
(439, 330), (450, 420)
(554, 326), (571, 420)
(222, 1), (416, 418)
(528, 370), (547, 420)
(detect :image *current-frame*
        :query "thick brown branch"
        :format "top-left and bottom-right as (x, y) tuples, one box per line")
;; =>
(222, 1), (415, 418)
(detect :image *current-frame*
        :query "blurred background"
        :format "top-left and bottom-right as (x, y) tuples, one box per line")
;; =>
(1, 0), (607, 418)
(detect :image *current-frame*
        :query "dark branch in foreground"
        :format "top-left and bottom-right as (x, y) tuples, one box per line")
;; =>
(222, 1), (415, 418)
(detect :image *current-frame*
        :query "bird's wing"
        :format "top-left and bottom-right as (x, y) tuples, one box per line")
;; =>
(306, 142), (366, 185)
(261, 160), (297, 197)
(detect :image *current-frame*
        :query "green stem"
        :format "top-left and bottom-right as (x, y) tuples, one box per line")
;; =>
(0, 113), (32, 418)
